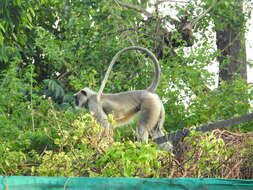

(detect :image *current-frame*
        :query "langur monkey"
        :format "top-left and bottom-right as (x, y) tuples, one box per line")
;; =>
(74, 46), (172, 150)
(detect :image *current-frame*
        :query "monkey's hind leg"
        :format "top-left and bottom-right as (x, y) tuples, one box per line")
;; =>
(136, 95), (161, 143)
(151, 104), (173, 151)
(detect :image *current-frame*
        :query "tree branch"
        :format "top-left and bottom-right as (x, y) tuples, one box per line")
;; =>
(100, 27), (139, 38)
(154, 113), (253, 146)
(154, 0), (188, 6)
(57, 71), (72, 80)
(183, 0), (218, 30)
(113, 0), (153, 18)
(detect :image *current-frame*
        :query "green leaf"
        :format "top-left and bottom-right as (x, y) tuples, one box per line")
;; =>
(0, 33), (4, 45)
(0, 24), (5, 33)
(29, 8), (36, 17)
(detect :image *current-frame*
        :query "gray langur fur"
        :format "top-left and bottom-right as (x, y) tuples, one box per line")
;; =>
(74, 46), (172, 150)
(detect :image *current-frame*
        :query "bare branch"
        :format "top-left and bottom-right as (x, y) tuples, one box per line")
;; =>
(154, 0), (188, 6)
(113, 0), (153, 18)
(57, 71), (72, 80)
(221, 32), (241, 53)
(184, 0), (218, 30)
(154, 113), (253, 146)
(101, 27), (138, 37)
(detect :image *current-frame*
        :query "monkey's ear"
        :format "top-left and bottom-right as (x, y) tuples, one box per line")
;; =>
(81, 90), (87, 96)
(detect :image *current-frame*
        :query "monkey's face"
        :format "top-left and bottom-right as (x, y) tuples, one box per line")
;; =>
(74, 87), (96, 109)
(73, 88), (89, 109)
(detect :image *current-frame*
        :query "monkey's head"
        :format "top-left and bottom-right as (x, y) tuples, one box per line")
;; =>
(73, 87), (96, 109)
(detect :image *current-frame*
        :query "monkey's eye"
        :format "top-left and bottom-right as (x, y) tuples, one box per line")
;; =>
(81, 90), (87, 96)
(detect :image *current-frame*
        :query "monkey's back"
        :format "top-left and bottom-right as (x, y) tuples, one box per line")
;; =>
(100, 90), (161, 122)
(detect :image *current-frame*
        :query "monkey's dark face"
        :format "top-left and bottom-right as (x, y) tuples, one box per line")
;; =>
(74, 88), (88, 109)
(74, 87), (96, 109)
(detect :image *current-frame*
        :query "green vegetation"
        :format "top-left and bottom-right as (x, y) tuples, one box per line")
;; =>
(0, 0), (252, 178)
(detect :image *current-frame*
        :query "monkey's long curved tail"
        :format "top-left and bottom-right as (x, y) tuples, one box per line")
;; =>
(97, 46), (161, 101)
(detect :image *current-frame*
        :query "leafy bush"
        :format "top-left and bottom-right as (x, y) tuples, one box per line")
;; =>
(96, 141), (171, 177)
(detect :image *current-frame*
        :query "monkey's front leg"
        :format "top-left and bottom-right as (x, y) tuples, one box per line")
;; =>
(98, 117), (111, 138)
(89, 101), (111, 138)
(93, 111), (111, 138)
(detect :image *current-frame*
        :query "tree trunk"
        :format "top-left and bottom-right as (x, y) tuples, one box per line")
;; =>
(215, 1), (247, 85)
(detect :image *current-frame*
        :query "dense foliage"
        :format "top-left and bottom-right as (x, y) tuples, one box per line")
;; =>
(0, 0), (252, 178)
